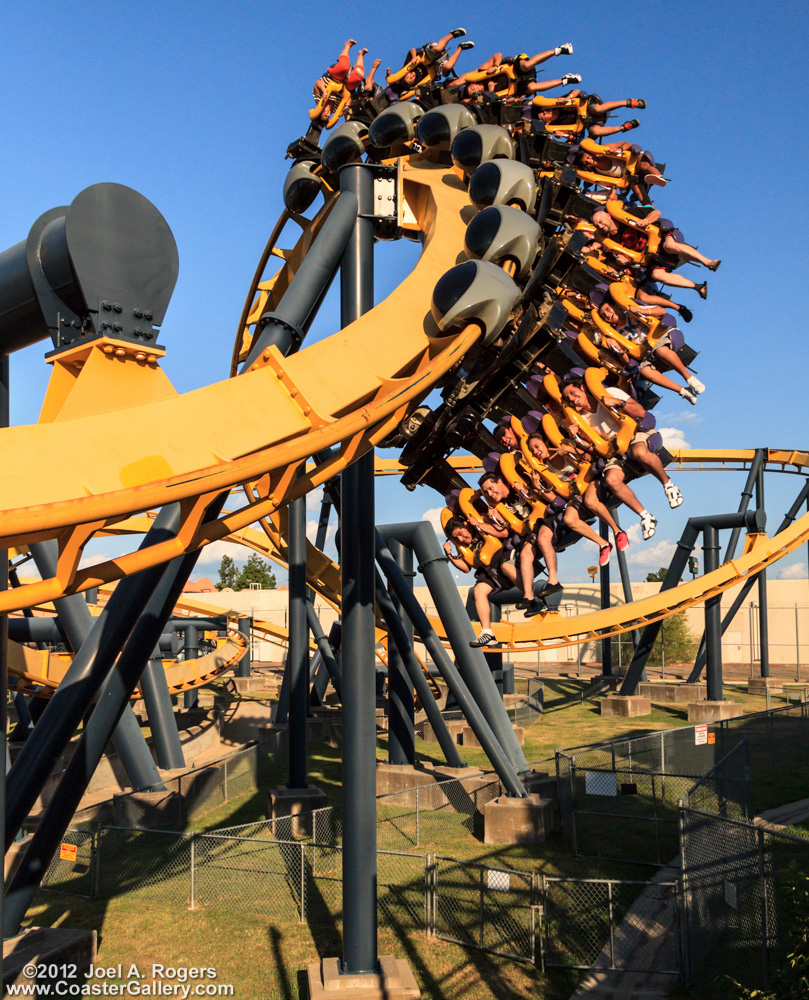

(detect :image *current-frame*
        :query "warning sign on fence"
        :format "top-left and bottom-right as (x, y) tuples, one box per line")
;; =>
(59, 842), (77, 862)
(694, 725), (708, 746)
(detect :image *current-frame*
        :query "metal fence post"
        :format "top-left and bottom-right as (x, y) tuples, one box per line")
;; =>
(300, 843), (306, 924)
(223, 758), (228, 803)
(479, 866), (485, 949)
(677, 804), (692, 983)
(189, 834), (196, 911)
(757, 827), (769, 989)
(607, 880), (616, 970)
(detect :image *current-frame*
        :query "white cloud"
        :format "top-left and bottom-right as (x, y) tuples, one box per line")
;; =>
(658, 426), (690, 451)
(627, 537), (676, 567)
(78, 552), (112, 569)
(196, 538), (253, 568)
(306, 520), (337, 550)
(776, 561), (807, 580)
(306, 488), (326, 512)
(422, 507), (444, 537)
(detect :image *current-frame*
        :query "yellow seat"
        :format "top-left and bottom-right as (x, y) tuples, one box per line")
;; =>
(310, 79), (351, 129)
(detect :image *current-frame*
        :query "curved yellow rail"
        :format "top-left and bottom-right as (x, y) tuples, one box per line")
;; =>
(0, 160), (477, 615)
(7, 628), (248, 698)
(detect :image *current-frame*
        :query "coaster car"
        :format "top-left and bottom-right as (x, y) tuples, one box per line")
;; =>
(310, 79), (351, 130)
(442, 491), (503, 567)
(530, 94), (590, 140)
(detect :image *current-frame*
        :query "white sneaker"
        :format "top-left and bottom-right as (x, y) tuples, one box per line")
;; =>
(687, 375), (705, 394)
(470, 630), (496, 648)
(556, 43), (574, 55)
(679, 387), (697, 405)
(561, 73), (582, 85)
(640, 512), (658, 540)
(664, 481), (684, 508)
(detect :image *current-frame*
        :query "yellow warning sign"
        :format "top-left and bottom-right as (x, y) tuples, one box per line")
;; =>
(59, 842), (78, 862)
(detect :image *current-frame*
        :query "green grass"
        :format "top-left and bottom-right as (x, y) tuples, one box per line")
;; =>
(23, 679), (809, 1000)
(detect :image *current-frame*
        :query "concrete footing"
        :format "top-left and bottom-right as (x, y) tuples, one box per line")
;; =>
(269, 785), (330, 837)
(638, 682), (706, 703)
(483, 794), (554, 845)
(460, 725), (524, 748)
(747, 677), (784, 695)
(113, 789), (183, 829)
(307, 956), (420, 1000)
(600, 695), (652, 717)
(687, 700), (744, 723)
(230, 676), (267, 694)
(3, 927), (97, 992)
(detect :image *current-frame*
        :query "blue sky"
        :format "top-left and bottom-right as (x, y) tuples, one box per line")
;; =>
(3, 1), (808, 585)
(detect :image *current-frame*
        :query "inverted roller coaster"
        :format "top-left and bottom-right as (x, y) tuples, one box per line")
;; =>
(1, 33), (807, 977)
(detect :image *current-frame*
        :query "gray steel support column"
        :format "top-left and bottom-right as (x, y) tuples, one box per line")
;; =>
(29, 539), (160, 789)
(288, 489), (308, 790)
(237, 617), (252, 678)
(373, 567), (464, 769)
(379, 521), (527, 772)
(339, 160), (377, 976)
(599, 520), (612, 677)
(4, 493), (227, 936)
(689, 453), (763, 679)
(241, 190), (359, 370)
(619, 509), (765, 696)
(183, 625), (199, 710)
(375, 532), (526, 795)
(307, 606), (342, 701)
(756, 466), (770, 678)
(686, 455), (788, 684)
(611, 511), (640, 654)
(703, 526), (723, 701)
(139, 647), (185, 770)
(5, 507), (183, 848)
(387, 541), (415, 766)
(483, 602), (504, 680)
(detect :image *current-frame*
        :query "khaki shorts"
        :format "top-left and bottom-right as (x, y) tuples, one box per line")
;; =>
(603, 427), (655, 472)
(638, 330), (672, 369)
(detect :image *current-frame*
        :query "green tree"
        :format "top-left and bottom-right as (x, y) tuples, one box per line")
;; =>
(216, 554), (238, 590)
(646, 567), (667, 583)
(234, 553), (277, 591)
(619, 591), (699, 667)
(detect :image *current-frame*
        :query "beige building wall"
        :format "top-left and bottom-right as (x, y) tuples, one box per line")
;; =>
(188, 577), (809, 670)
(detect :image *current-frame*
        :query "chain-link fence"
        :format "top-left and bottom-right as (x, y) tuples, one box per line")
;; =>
(679, 806), (809, 996)
(556, 725), (747, 865)
(70, 730), (287, 832)
(682, 739), (752, 820)
(41, 828), (97, 898)
(715, 700), (809, 811)
(432, 856), (537, 963)
(541, 876), (682, 974)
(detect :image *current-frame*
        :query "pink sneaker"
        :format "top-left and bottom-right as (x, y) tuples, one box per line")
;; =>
(615, 531), (629, 551)
(599, 544), (612, 567)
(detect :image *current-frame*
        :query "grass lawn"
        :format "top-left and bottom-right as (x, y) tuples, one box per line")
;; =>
(21, 678), (809, 1000)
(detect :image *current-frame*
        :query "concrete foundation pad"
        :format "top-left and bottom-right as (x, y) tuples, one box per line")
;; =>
(483, 794), (554, 845)
(600, 695), (652, 717)
(270, 785), (330, 837)
(307, 956), (420, 1000)
(460, 725), (524, 748)
(113, 790), (183, 829)
(230, 676), (267, 693)
(521, 771), (558, 800)
(687, 700), (744, 723)
(747, 677), (784, 695)
(376, 763), (437, 797)
(4, 927), (97, 991)
(638, 682), (706, 703)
